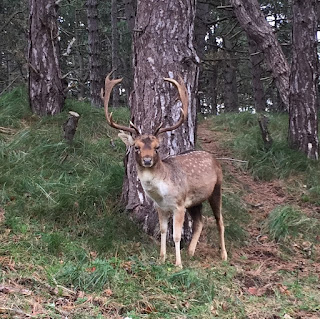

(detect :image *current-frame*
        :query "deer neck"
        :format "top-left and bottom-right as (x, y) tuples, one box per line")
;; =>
(136, 159), (165, 182)
(136, 159), (170, 205)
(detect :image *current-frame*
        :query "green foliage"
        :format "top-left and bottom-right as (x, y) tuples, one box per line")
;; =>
(0, 86), (31, 127)
(264, 206), (320, 242)
(210, 112), (320, 200)
(57, 258), (116, 291)
(222, 192), (249, 245)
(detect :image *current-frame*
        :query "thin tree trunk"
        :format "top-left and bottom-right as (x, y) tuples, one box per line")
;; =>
(111, 0), (120, 108)
(122, 0), (199, 241)
(230, 0), (290, 110)
(247, 37), (265, 112)
(87, 0), (103, 107)
(223, 36), (239, 112)
(288, 0), (319, 160)
(123, 0), (135, 106)
(28, 0), (64, 115)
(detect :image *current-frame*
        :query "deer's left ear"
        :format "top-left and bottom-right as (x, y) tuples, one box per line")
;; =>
(118, 131), (135, 146)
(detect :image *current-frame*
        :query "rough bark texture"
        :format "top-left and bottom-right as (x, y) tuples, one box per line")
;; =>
(230, 0), (290, 110)
(122, 0), (199, 241)
(87, 0), (103, 107)
(248, 37), (265, 112)
(258, 115), (272, 149)
(28, 0), (64, 115)
(223, 36), (239, 112)
(288, 0), (319, 160)
(63, 111), (80, 144)
(111, 0), (120, 108)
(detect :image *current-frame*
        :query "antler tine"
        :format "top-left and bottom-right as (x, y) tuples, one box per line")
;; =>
(101, 71), (139, 135)
(155, 75), (189, 136)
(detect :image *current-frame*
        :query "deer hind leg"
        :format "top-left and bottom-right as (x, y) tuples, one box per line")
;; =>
(172, 206), (186, 268)
(157, 208), (169, 263)
(208, 183), (228, 261)
(187, 204), (203, 257)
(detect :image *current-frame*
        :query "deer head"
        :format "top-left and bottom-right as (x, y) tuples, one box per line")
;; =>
(101, 71), (189, 168)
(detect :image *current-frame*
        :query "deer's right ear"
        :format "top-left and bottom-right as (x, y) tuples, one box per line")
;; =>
(118, 131), (135, 146)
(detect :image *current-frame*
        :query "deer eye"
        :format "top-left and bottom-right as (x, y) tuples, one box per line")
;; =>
(134, 146), (140, 152)
(155, 146), (160, 152)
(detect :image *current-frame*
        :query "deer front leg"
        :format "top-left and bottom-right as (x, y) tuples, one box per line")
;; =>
(157, 208), (169, 263)
(173, 207), (185, 268)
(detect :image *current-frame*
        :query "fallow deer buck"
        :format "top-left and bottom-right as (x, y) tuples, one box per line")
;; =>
(101, 72), (227, 267)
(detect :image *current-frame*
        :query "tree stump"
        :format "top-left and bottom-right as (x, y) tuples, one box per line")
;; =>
(63, 111), (80, 143)
(258, 115), (273, 149)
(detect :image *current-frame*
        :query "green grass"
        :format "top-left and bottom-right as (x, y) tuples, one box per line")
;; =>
(1, 90), (319, 318)
(264, 205), (320, 243)
(210, 112), (320, 202)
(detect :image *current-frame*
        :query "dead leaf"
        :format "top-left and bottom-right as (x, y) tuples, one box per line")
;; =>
(278, 284), (290, 295)
(77, 290), (85, 299)
(247, 286), (265, 296)
(222, 302), (228, 311)
(89, 251), (97, 259)
(103, 288), (113, 297)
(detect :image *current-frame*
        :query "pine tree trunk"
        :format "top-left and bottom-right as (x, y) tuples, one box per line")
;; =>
(87, 0), (103, 107)
(223, 37), (239, 112)
(28, 0), (64, 115)
(111, 0), (120, 108)
(288, 0), (319, 160)
(248, 38), (265, 112)
(122, 0), (199, 242)
(230, 0), (290, 110)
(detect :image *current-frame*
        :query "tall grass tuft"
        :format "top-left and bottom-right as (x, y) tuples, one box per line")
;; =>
(0, 86), (31, 127)
(264, 206), (320, 242)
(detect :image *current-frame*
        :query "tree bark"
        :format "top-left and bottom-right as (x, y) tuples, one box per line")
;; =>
(111, 0), (120, 108)
(28, 0), (65, 115)
(122, 0), (199, 241)
(230, 0), (290, 110)
(223, 36), (239, 112)
(288, 0), (319, 160)
(247, 37), (265, 112)
(87, 0), (103, 107)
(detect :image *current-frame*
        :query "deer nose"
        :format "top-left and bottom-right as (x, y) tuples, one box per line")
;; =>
(143, 157), (153, 167)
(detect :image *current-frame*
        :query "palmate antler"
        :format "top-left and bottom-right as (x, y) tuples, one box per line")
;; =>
(100, 71), (139, 135)
(101, 72), (188, 136)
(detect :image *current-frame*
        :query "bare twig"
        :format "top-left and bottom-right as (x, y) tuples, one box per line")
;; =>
(0, 76), (19, 96)
(0, 10), (25, 33)
(216, 157), (248, 163)
(0, 126), (17, 134)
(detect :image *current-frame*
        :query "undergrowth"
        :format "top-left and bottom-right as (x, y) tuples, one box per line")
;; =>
(210, 112), (320, 205)
(1, 89), (319, 318)
(264, 205), (320, 243)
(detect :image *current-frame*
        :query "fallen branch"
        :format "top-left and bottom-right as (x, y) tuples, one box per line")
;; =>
(0, 76), (20, 96)
(216, 157), (248, 163)
(0, 126), (16, 134)
(0, 307), (35, 318)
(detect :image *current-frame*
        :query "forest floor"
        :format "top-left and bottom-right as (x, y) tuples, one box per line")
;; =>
(196, 120), (320, 319)
(1, 103), (320, 319)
